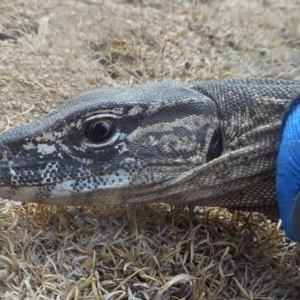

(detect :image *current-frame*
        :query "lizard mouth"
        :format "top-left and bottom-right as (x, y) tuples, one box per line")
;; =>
(0, 158), (185, 205)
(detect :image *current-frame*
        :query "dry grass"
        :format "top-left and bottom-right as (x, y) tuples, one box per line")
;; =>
(0, 0), (300, 299)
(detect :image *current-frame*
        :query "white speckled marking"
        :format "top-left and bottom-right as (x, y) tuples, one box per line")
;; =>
(37, 144), (57, 155)
(128, 106), (142, 115)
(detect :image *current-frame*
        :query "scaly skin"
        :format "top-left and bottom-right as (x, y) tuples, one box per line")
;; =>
(0, 78), (299, 216)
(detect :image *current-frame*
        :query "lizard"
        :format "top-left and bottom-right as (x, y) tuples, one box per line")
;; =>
(0, 78), (299, 217)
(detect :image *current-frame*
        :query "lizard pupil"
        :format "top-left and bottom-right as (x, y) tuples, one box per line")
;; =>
(86, 119), (115, 142)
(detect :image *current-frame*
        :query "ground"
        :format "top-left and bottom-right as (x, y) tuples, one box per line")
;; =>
(0, 0), (300, 299)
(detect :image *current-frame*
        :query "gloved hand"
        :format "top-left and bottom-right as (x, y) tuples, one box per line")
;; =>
(276, 95), (300, 242)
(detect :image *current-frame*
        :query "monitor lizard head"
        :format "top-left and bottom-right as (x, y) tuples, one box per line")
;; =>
(0, 82), (219, 205)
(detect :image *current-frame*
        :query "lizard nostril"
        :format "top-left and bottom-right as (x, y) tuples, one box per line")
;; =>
(0, 151), (6, 162)
(0, 145), (10, 161)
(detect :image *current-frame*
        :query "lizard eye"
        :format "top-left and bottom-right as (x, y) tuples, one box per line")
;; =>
(86, 119), (116, 142)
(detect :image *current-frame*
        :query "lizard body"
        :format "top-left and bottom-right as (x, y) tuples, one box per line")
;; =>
(0, 78), (299, 216)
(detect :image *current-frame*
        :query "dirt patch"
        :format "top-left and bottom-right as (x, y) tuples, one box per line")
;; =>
(0, 0), (300, 299)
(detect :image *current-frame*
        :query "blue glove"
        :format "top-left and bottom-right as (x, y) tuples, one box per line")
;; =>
(276, 95), (300, 242)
